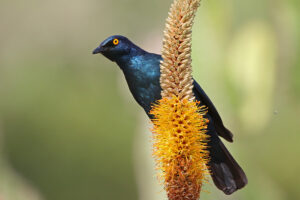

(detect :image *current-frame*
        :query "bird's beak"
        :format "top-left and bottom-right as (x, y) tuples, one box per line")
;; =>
(92, 46), (103, 54)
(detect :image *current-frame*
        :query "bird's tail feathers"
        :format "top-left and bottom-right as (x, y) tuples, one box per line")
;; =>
(209, 139), (248, 195)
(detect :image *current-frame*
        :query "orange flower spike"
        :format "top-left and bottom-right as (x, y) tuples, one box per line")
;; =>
(150, 0), (210, 199)
(151, 96), (210, 200)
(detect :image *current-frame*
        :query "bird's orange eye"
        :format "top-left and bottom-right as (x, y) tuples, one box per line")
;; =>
(113, 39), (119, 45)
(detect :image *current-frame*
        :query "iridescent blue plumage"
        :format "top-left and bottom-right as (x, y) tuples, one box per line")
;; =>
(93, 35), (247, 194)
(119, 52), (162, 114)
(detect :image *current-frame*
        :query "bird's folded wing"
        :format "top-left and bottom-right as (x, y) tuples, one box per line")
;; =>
(193, 80), (234, 142)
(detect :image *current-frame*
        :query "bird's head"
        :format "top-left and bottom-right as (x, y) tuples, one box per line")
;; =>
(93, 35), (139, 62)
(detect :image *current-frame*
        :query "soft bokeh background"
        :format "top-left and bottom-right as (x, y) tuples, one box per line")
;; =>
(0, 0), (299, 199)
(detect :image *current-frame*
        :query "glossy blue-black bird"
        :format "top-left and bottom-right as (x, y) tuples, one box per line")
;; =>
(93, 35), (248, 195)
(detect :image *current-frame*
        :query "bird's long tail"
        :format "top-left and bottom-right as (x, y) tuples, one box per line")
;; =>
(207, 133), (248, 195)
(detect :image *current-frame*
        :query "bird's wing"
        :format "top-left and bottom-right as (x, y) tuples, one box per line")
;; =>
(193, 80), (233, 142)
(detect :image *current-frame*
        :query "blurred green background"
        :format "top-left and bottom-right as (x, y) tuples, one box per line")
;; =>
(0, 0), (299, 199)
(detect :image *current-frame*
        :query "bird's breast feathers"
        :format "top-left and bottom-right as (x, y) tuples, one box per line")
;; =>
(121, 55), (161, 111)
